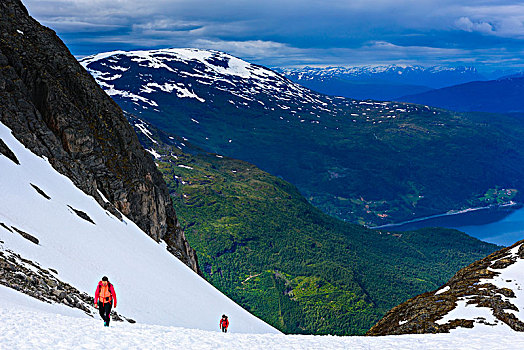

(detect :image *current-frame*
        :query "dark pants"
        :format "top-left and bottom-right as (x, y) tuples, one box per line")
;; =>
(98, 301), (112, 325)
(222, 327), (228, 333)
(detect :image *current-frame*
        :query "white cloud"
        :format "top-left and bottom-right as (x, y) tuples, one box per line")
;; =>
(192, 39), (305, 59)
(455, 17), (494, 34)
(451, 4), (524, 38)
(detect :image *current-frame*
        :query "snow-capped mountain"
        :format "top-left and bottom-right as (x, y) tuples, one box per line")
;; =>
(80, 48), (524, 228)
(368, 239), (524, 335)
(80, 48), (333, 113)
(277, 65), (484, 88)
(274, 65), (485, 100)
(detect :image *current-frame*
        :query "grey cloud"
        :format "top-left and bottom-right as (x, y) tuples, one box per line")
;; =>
(23, 0), (524, 71)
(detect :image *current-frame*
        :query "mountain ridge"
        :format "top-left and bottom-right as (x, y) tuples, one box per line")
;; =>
(274, 65), (485, 100)
(398, 76), (524, 114)
(276, 65), (483, 87)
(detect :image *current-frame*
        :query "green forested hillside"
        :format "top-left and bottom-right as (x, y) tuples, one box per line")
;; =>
(129, 116), (498, 335)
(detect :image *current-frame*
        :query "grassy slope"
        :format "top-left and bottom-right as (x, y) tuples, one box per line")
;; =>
(132, 119), (499, 334)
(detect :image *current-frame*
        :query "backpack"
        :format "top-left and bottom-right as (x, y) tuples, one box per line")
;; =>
(98, 282), (113, 303)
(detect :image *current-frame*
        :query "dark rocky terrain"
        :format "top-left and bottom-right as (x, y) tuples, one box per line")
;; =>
(0, 0), (198, 272)
(367, 239), (524, 335)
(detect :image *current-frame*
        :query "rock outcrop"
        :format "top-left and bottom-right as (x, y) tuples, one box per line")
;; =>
(367, 239), (524, 335)
(0, 0), (198, 272)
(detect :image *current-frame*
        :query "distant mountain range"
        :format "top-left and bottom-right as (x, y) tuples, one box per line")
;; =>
(398, 77), (524, 114)
(80, 49), (524, 226)
(275, 65), (486, 100)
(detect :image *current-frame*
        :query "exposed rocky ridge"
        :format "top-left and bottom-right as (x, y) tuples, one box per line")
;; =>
(0, 0), (198, 272)
(0, 240), (134, 323)
(367, 239), (524, 335)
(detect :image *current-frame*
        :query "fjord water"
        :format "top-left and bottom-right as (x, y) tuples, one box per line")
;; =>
(378, 206), (524, 247)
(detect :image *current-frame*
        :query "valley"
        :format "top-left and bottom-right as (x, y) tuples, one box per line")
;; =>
(81, 50), (524, 228)
(127, 115), (499, 335)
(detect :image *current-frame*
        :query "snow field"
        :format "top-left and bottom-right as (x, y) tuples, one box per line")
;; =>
(1, 285), (524, 350)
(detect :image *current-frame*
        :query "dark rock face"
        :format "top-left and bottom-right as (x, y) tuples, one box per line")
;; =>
(0, 0), (198, 272)
(0, 138), (19, 164)
(367, 239), (524, 335)
(11, 226), (39, 245)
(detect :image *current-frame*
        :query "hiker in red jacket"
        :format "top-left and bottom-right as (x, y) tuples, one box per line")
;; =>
(220, 314), (229, 333)
(95, 276), (117, 327)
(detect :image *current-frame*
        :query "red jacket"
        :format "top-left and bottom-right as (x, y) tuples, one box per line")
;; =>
(220, 318), (229, 329)
(95, 281), (117, 307)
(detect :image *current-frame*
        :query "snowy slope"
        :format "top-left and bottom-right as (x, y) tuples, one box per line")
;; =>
(2, 285), (524, 349)
(80, 48), (331, 112)
(436, 242), (524, 331)
(0, 121), (277, 334)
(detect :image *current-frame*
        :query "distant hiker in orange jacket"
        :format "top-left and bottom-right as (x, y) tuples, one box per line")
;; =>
(220, 314), (229, 333)
(95, 276), (117, 327)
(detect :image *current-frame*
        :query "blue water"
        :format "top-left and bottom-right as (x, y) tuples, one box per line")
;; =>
(379, 206), (524, 247)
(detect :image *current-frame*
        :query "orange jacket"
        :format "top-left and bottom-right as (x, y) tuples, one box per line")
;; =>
(220, 318), (229, 329)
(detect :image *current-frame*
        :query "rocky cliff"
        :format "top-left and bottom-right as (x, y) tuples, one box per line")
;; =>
(0, 0), (198, 272)
(367, 239), (524, 335)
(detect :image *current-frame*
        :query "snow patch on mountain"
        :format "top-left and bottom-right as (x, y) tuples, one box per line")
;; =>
(438, 243), (524, 332)
(141, 82), (205, 102)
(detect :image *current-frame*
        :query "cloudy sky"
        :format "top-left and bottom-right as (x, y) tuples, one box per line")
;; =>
(24, 0), (524, 72)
